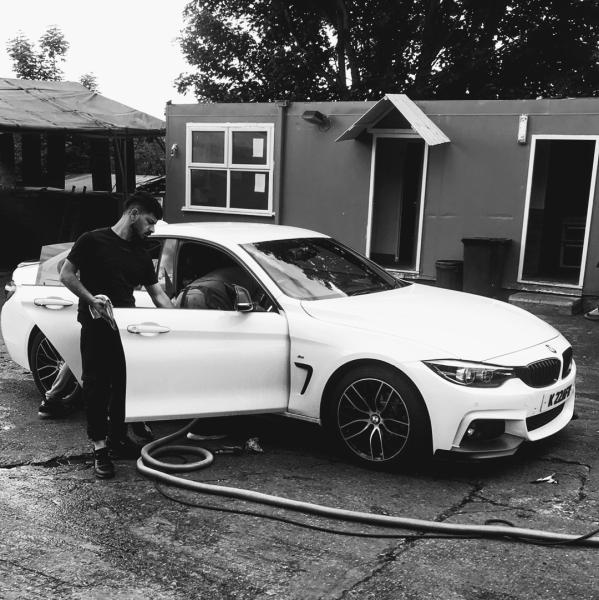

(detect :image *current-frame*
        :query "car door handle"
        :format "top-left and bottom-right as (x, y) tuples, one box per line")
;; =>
(127, 323), (171, 336)
(34, 297), (74, 309)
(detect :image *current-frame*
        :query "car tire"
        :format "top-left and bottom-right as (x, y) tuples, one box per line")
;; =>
(324, 364), (431, 469)
(28, 329), (81, 403)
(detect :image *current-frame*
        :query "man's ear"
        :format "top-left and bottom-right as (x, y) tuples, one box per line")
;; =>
(129, 207), (139, 220)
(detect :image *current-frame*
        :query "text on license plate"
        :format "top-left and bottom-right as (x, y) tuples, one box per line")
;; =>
(541, 384), (573, 412)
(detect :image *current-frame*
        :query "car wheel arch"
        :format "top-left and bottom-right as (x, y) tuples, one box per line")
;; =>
(27, 325), (42, 370)
(319, 358), (434, 466)
(320, 358), (432, 427)
(27, 326), (81, 402)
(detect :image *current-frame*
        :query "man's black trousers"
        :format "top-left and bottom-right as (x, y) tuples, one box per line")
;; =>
(79, 313), (127, 442)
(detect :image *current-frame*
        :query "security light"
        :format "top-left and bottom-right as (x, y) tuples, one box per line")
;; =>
(301, 110), (330, 130)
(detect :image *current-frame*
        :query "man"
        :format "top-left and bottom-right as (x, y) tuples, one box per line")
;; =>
(60, 192), (172, 479)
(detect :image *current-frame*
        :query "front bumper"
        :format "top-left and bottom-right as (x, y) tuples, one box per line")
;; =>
(442, 382), (575, 459)
(406, 338), (576, 458)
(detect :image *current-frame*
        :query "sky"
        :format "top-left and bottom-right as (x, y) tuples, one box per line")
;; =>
(0, 0), (195, 119)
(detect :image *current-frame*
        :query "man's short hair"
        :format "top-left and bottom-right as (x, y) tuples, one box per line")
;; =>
(124, 192), (163, 220)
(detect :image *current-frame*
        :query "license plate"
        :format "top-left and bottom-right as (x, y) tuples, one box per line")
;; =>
(540, 384), (573, 412)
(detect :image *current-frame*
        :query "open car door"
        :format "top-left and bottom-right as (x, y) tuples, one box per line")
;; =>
(17, 285), (83, 380)
(17, 285), (157, 383)
(113, 306), (290, 421)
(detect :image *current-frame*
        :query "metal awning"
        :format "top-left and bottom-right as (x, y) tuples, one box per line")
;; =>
(335, 94), (450, 145)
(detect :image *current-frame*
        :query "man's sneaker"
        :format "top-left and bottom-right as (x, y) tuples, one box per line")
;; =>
(38, 399), (67, 419)
(93, 447), (115, 479)
(584, 307), (599, 321)
(108, 436), (143, 459)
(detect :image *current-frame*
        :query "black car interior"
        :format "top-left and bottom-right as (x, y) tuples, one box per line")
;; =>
(175, 241), (272, 311)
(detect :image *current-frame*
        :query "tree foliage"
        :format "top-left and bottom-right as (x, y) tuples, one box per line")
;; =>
(80, 73), (100, 93)
(7, 26), (69, 81)
(5, 27), (164, 177)
(177, 0), (599, 102)
(134, 138), (166, 175)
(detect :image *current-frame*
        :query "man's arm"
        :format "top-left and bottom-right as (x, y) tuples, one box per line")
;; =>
(60, 259), (108, 315)
(145, 282), (174, 308)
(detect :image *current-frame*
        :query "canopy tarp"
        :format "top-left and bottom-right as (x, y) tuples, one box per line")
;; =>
(0, 78), (165, 135)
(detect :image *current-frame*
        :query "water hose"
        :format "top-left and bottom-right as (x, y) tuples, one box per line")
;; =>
(137, 419), (599, 547)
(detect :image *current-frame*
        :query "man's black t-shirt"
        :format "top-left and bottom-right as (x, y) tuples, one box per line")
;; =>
(67, 228), (157, 316)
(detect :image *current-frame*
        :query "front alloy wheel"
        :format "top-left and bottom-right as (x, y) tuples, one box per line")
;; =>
(325, 365), (430, 468)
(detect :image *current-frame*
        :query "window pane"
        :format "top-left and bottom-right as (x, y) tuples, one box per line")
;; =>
(230, 171), (269, 210)
(232, 131), (267, 165)
(190, 169), (227, 207)
(191, 130), (225, 163)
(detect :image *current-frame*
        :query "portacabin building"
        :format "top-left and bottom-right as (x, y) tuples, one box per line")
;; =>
(164, 96), (599, 306)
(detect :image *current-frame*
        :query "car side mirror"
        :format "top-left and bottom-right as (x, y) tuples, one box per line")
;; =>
(233, 285), (253, 312)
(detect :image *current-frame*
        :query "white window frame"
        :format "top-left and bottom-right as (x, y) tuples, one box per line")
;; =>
(517, 134), (599, 289)
(366, 132), (428, 276)
(184, 122), (275, 216)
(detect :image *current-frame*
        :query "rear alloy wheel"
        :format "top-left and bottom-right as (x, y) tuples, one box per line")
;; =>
(325, 365), (430, 468)
(28, 329), (81, 403)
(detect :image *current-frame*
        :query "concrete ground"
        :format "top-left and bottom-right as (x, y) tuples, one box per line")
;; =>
(1, 289), (598, 599)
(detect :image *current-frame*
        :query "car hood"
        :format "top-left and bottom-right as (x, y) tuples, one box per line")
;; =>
(300, 283), (559, 360)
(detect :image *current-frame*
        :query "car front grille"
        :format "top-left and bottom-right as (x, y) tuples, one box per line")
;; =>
(517, 358), (561, 388)
(526, 402), (565, 431)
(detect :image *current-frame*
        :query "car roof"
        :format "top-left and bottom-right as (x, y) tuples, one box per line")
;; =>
(152, 222), (329, 245)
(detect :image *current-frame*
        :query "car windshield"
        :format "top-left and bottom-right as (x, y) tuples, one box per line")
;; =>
(241, 237), (407, 300)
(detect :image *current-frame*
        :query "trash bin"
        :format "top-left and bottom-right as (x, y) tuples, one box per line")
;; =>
(435, 260), (463, 291)
(461, 238), (511, 297)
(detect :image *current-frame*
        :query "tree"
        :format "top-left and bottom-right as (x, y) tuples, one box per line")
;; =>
(176, 0), (599, 102)
(5, 34), (38, 80)
(6, 27), (164, 177)
(133, 138), (165, 176)
(7, 26), (69, 81)
(80, 73), (99, 93)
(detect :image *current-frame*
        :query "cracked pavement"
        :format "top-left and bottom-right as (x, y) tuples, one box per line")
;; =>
(1, 301), (599, 599)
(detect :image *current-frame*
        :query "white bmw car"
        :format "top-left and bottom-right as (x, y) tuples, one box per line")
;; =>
(1, 223), (575, 467)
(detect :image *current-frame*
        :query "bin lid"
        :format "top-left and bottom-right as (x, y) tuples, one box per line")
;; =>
(435, 259), (463, 267)
(461, 237), (512, 245)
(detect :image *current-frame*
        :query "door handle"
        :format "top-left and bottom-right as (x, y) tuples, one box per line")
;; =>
(127, 323), (171, 336)
(34, 297), (74, 309)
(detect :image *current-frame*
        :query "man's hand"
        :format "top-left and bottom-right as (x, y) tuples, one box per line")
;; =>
(90, 295), (109, 317)
(88, 294), (117, 330)
(146, 282), (174, 308)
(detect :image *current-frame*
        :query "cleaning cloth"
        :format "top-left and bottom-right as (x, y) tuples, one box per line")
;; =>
(89, 295), (117, 330)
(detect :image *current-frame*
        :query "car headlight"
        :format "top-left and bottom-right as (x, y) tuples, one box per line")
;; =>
(423, 359), (516, 388)
(4, 280), (16, 301)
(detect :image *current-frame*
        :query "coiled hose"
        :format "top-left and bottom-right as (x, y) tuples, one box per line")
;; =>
(137, 419), (599, 547)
